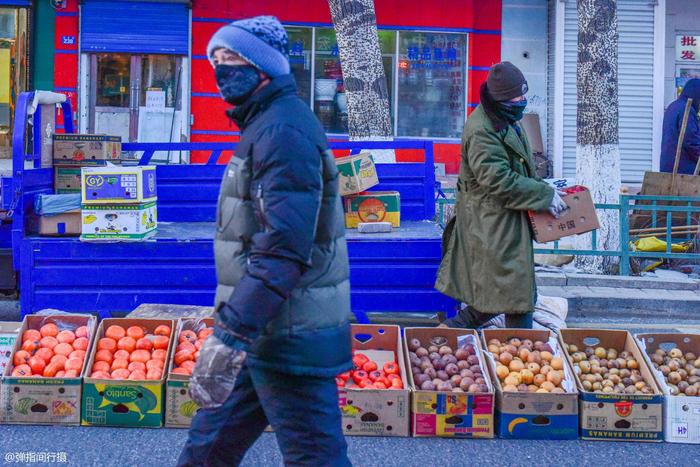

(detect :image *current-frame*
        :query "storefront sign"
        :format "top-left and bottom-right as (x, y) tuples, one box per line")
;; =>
(676, 35), (700, 62)
(145, 90), (166, 110)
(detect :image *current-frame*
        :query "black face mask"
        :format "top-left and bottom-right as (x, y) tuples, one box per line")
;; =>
(497, 98), (528, 122)
(215, 64), (261, 105)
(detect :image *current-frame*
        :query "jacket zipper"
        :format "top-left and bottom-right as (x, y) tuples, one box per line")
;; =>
(256, 184), (268, 231)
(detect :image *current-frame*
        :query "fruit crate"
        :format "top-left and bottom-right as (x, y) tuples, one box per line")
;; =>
(559, 329), (663, 442)
(2, 314), (97, 426)
(0, 321), (21, 422)
(481, 329), (579, 440)
(636, 333), (700, 444)
(81, 318), (175, 428)
(404, 327), (495, 438)
(165, 317), (214, 428)
(338, 324), (410, 437)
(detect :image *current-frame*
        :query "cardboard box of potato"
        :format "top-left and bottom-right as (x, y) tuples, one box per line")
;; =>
(636, 333), (700, 444)
(2, 314), (96, 426)
(81, 318), (175, 428)
(404, 327), (495, 438)
(338, 324), (410, 437)
(559, 329), (663, 442)
(481, 329), (579, 440)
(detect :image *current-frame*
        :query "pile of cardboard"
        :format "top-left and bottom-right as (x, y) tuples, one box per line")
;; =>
(53, 134), (121, 194)
(336, 152), (401, 230)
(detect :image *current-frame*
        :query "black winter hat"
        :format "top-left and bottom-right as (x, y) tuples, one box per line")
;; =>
(486, 62), (528, 102)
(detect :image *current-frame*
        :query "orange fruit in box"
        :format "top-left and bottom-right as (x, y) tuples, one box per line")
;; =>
(111, 359), (129, 371)
(54, 343), (73, 357)
(198, 328), (214, 340)
(174, 350), (194, 366)
(130, 349), (151, 364)
(151, 349), (167, 361)
(64, 369), (79, 378)
(117, 336), (136, 353)
(113, 349), (130, 361)
(105, 325), (126, 340)
(11, 364), (31, 377)
(95, 349), (114, 364)
(65, 358), (83, 372)
(75, 326), (89, 338)
(23, 329), (41, 342)
(172, 367), (191, 376)
(13, 350), (30, 366)
(29, 356), (46, 374)
(136, 337), (153, 351)
(39, 336), (58, 350)
(69, 350), (86, 361)
(153, 336), (169, 350)
(146, 368), (162, 380)
(92, 361), (110, 373)
(179, 330), (197, 344)
(35, 347), (54, 363)
(128, 361), (146, 373)
(146, 359), (163, 370)
(56, 330), (75, 345)
(127, 326), (145, 340)
(73, 337), (89, 351)
(111, 369), (130, 380)
(98, 337), (117, 352)
(51, 354), (68, 368)
(40, 323), (59, 338)
(91, 370), (111, 379)
(129, 370), (146, 380)
(176, 342), (196, 354)
(154, 325), (171, 337)
(180, 360), (195, 372)
(21, 339), (39, 352)
(55, 370), (66, 378)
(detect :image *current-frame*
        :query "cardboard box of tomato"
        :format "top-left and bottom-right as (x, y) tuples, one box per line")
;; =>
(165, 317), (214, 428)
(336, 324), (410, 437)
(404, 328), (495, 438)
(1, 314), (97, 426)
(0, 321), (21, 423)
(81, 318), (175, 428)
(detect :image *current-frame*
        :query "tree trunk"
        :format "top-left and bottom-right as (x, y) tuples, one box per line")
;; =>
(328, 0), (395, 162)
(575, 0), (621, 273)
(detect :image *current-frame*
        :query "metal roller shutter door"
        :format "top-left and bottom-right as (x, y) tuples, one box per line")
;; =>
(81, 0), (189, 55)
(562, 0), (655, 184)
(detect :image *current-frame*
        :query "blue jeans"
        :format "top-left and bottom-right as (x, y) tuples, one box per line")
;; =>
(177, 365), (350, 467)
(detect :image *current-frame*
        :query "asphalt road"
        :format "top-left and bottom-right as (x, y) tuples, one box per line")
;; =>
(0, 424), (692, 467)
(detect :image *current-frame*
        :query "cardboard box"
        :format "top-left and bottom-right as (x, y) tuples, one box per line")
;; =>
(404, 327), (495, 438)
(165, 317), (214, 428)
(529, 186), (600, 243)
(0, 321), (21, 421)
(81, 166), (157, 204)
(338, 324), (410, 437)
(344, 191), (400, 229)
(81, 318), (175, 428)
(80, 202), (157, 241)
(55, 166), (82, 194)
(636, 333), (700, 443)
(559, 329), (664, 442)
(481, 329), (579, 439)
(336, 152), (379, 196)
(39, 210), (81, 236)
(53, 134), (121, 166)
(2, 314), (97, 426)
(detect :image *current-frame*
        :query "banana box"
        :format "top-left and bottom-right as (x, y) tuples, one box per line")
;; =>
(335, 152), (379, 196)
(81, 166), (156, 204)
(560, 329), (664, 442)
(344, 191), (400, 229)
(404, 328), (495, 438)
(481, 329), (579, 440)
(165, 318), (214, 428)
(53, 134), (121, 166)
(55, 166), (82, 194)
(81, 202), (157, 241)
(81, 318), (175, 428)
(338, 325), (410, 437)
(2, 315), (97, 426)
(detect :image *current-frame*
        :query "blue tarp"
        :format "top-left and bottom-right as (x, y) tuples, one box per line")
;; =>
(34, 194), (81, 216)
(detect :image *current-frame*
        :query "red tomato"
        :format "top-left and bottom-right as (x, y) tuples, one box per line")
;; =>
(126, 326), (145, 340)
(153, 335), (170, 350)
(386, 373), (401, 381)
(22, 339), (40, 352)
(338, 371), (351, 382)
(105, 325), (126, 341)
(383, 362), (399, 375)
(13, 350), (31, 366)
(73, 337), (89, 351)
(336, 377), (346, 387)
(22, 329), (41, 342)
(91, 370), (111, 379)
(51, 354), (68, 369)
(128, 361), (146, 373)
(362, 361), (378, 373)
(128, 370), (147, 380)
(151, 349), (167, 361)
(12, 364), (32, 377)
(117, 336), (137, 353)
(172, 367), (191, 376)
(69, 350), (86, 361)
(179, 330), (197, 344)
(65, 358), (83, 372)
(359, 379), (374, 389)
(135, 337), (153, 351)
(146, 359), (164, 371)
(56, 330), (76, 345)
(92, 361), (110, 374)
(146, 368), (163, 380)
(28, 356), (46, 375)
(40, 323), (59, 338)
(111, 369), (131, 380)
(55, 370), (66, 378)
(376, 376), (391, 388)
(114, 350), (130, 361)
(64, 369), (79, 378)
(198, 328), (214, 340)
(368, 370), (383, 382)
(75, 326), (89, 338)
(130, 349), (151, 364)
(390, 378), (404, 389)
(154, 325), (171, 337)
(94, 349), (114, 364)
(352, 370), (369, 384)
(53, 343), (73, 357)
(352, 353), (369, 369)
(180, 360), (195, 371)
(111, 359), (129, 371)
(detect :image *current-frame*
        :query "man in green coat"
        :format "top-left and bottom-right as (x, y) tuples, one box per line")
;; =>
(436, 62), (567, 329)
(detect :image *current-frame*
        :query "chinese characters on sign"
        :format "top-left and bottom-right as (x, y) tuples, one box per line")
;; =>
(676, 35), (700, 62)
(405, 44), (461, 70)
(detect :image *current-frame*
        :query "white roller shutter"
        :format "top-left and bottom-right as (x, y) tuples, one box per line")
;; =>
(561, 0), (656, 184)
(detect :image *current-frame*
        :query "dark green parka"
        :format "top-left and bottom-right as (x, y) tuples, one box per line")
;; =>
(435, 104), (554, 314)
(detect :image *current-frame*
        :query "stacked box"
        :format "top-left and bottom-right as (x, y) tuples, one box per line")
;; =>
(335, 152), (379, 196)
(404, 327), (495, 438)
(559, 329), (664, 442)
(165, 318), (215, 428)
(80, 166), (157, 241)
(81, 318), (175, 428)
(481, 329), (579, 440)
(339, 324), (410, 437)
(636, 333), (700, 443)
(55, 166), (82, 194)
(344, 191), (400, 228)
(53, 134), (122, 194)
(1, 315), (97, 426)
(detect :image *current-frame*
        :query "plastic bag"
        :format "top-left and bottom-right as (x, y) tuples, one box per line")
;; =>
(633, 237), (690, 253)
(34, 194), (81, 216)
(188, 334), (247, 409)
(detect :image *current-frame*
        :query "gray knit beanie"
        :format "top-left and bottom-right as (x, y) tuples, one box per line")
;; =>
(207, 15), (290, 78)
(487, 62), (528, 102)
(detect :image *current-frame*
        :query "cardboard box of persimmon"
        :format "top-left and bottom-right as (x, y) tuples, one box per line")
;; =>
(81, 318), (175, 428)
(337, 324), (410, 437)
(1, 314), (97, 425)
(404, 328), (495, 438)
(165, 318), (214, 428)
(481, 329), (579, 440)
(559, 329), (663, 442)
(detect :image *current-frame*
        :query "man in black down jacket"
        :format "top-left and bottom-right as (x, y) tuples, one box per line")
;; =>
(178, 16), (352, 466)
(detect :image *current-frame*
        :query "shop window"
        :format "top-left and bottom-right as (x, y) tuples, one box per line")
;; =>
(397, 32), (467, 139)
(95, 53), (131, 108)
(287, 27), (312, 105)
(313, 28), (395, 134)
(140, 55), (181, 109)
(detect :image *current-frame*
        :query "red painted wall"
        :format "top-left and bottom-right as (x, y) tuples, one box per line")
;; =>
(52, 0), (502, 169)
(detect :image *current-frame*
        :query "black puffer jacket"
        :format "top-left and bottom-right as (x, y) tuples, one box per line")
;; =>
(213, 74), (352, 377)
